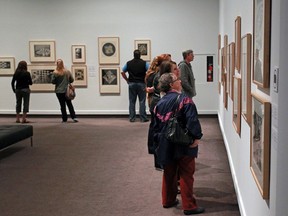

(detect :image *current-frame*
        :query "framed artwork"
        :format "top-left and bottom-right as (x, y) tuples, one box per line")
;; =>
(28, 64), (56, 92)
(224, 35), (228, 71)
(99, 67), (120, 94)
(232, 76), (241, 135)
(253, 0), (271, 88)
(235, 16), (241, 73)
(71, 65), (87, 87)
(0, 57), (15, 76)
(223, 73), (228, 109)
(29, 40), (56, 63)
(71, 45), (86, 64)
(241, 34), (252, 125)
(250, 92), (271, 199)
(98, 37), (120, 64)
(229, 43), (235, 98)
(134, 40), (151, 61)
(218, 34), (221, 65)
(221, 47), (225, 84)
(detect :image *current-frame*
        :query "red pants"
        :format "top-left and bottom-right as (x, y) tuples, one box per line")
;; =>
(162, 156), (198, 210)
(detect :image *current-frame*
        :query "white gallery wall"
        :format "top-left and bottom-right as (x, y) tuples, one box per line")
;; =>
(219, 0), (288, 216)
(0, 0), (219, 115)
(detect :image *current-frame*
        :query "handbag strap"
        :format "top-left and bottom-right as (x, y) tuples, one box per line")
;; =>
(171, 94), (181, 116)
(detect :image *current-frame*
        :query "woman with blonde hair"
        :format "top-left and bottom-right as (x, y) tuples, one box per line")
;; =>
(52, 59), (78, 123)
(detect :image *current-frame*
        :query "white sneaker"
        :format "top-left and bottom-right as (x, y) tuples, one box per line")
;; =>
(72, 118), (78, 123)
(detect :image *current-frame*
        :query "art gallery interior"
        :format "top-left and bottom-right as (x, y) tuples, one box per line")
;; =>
(1, 0), (288, 216)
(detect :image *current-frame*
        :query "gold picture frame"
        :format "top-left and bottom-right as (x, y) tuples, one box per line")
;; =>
(250, 92), (271, 199)
(28, 64), (56, 92)
(98, 37), (120, 65)
(232, 76), (241, 135)
(71, 65), (87, 87)
(241, 34), (252, 125)
(253, 0), (271, 88)
(0, 57), (15, 76)
(71, 45), (86, 64)
(29, 40), (56, 63)
(134, 39), (151, 61)
(99, 66), (120, 94)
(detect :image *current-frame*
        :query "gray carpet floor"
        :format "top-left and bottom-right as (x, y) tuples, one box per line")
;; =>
(0, 116), (240, 216)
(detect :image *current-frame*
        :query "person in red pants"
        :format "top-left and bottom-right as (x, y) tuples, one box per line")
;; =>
(153, 72), (205, 215)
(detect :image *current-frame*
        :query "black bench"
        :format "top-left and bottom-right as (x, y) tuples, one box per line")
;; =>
(0, 125), (33, 150)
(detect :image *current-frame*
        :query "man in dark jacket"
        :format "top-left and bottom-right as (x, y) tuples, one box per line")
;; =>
(121, 50), (149, 122)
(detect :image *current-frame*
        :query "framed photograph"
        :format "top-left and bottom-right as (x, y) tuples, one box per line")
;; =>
(241, 34), (252, 125)
(71, 65), (87, 87)
(28, 64), (56, 92)
(98, 37), (120, 65)
(223, 35), (228, 71)
(229, 42), (235, 98)
(134, 40), (151, 61)
(253, 0), (271, 88)
(232, 76), (241, 135)
(29, 40), (56, 63)
(99, 67), (120, 94)
(221, 47), (225, 84)
(223, 73), (228, 109)
(235, 16), (241, 73)
(0, 57), (15, 76)
(72, 45), (86, 64)
(250, 92), (271, 199)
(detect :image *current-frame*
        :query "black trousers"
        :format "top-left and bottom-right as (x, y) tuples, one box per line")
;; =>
(56, 93), (76, 121)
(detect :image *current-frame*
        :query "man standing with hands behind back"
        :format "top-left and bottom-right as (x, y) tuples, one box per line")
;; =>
(121, 49), (149, 123)
(178, 49), (196, 98)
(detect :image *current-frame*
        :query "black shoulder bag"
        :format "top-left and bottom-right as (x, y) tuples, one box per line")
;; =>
(165, 95), (193, 146)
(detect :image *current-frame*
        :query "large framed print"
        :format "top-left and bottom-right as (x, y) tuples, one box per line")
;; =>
(241, 34), (252, 125)
(232, 76), (241, 135)
(235, 16), (241, 73)
(0, 57), (15, 76)
(72, 45), (86, 64)
(134, 40), (151, 61)
(98, 37), (120, 65)
(253, 0), (271, 88)
(99, 67), (120, 94)
(28, 64), (55, 92)
(250, 92), (271, 199)
(224, 35), (228, 71)
(71, 65), (87, 87)
(29, 40), (56, 63)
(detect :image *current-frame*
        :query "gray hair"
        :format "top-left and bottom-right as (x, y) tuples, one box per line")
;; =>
(158, 73), (174, 93)
(182, 49), (193, 59)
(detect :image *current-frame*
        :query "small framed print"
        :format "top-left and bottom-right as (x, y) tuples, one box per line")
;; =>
(134, 40), (151, 61)
(235, 16), (241, 73)
(241, 34), (252, 125)
(232, 76), (241, 135)
(229, 42), (235, 98)
(98, 37), (120, 65)
(224, 35), (228, 71)
(72, 45), (86, 64)
(99, 67), (120, 94)
(0, 57), (15, 76)
(29, 40), (56, 63)
(71, 65), (87, 87)
(28, 64), (56, 92)
(250, 92), (271, 199)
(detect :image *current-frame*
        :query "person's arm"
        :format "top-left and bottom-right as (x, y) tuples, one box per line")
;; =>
(11, 75), (16, 93)
(121, 63), (129, 83)
(27, 72), (33, 86)
(67, 70), (74, 83)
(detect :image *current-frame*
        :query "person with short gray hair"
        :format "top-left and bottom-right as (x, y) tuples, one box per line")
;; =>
(178, 49), (196, 98)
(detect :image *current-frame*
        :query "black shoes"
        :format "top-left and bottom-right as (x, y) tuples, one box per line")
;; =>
(141, 119), (149, 123)
(183, 207), (205, 215)
(163, 199), (179, 208)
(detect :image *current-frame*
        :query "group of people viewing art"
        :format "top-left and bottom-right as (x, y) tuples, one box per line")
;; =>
(122, 49), (204, 215)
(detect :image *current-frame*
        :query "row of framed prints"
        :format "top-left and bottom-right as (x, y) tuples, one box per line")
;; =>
(219, 0), (271, 200)
(28, 64), (121, 94)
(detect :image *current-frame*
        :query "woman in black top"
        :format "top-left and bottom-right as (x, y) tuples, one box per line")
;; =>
(11, 61), (32, 123)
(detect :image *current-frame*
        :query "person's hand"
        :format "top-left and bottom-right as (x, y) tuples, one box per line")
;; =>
(189, 139), (200, 148)
(146, 87), (154, 93)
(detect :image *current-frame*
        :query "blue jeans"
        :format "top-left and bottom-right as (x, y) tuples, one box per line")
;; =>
(128, 82), (147, 120)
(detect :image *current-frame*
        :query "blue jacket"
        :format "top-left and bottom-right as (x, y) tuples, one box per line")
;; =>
(153, 91), (202, 167)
